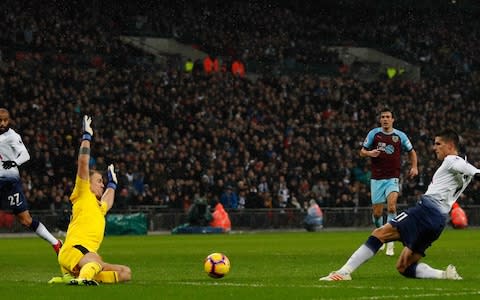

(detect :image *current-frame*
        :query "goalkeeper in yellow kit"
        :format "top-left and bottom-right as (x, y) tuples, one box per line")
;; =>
(49, 115), (131, 285)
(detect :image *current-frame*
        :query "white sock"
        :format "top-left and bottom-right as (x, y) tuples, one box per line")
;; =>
(415, 262), (444, 279)
(35, 222), (58, 245)
(338, 244), (375, 274)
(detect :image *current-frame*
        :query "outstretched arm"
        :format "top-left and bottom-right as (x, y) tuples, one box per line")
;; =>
(77, 115), (93, 181)
(102, 164), (117, 211)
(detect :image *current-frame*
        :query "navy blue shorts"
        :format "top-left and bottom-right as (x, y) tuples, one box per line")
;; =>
(389, 196), (446, 256)
(0, 178), (29, 214)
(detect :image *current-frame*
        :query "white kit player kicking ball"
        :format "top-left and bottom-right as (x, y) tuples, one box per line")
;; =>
(320, 129), (472, 281)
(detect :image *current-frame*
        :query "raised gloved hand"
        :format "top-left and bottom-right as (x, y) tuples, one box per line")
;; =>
(82, 115), (93, 141)
(107, 164), (118, 190)
(2, 160), (17, 169)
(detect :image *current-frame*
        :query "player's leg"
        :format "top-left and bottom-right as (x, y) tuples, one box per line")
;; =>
(372, 204), (384, 228)
(370, 179), (386, 250)
(67, 251), (103, 285)
(385, 182), (400, 256)
(320, 223), (400, 281)
(9, 180), (62, 253)
(370, 179), (387, 228)
(391, 199), (460, 279)
(16, 211), (58, 243)
(16, 211), (62, 254)
(94, 262), (132, 283)
(396, 247), (460, 279)
(50, 245), (81, 284)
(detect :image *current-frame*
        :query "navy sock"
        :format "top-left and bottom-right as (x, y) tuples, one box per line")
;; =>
(401, 263), (418, 278)
(365, 235), (383, 253)
(29, 219), (40, 231)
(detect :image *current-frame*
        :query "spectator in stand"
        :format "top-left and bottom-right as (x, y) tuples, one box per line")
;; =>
(2, 0), (480, 218)
(220, 185), (239, 209)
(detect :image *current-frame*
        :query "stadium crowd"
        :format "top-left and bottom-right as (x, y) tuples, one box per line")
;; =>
(1, 0), (480, 217)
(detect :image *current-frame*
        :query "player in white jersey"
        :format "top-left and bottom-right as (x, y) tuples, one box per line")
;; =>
(0, 108), (62, 255)
(320, 129), (473, 281)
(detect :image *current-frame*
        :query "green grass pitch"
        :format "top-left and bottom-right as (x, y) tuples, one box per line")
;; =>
(1, 229), (479, 299)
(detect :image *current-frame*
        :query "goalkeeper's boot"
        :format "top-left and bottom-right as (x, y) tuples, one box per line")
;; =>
(48, 273), (74, 284)
(53, 240), (63, 256)
(444, 265), (463, 280)
(68, 278), (99, 286)
(319, 271), (352, 281)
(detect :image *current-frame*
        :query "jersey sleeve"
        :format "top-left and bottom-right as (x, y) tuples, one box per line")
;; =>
(396, 130), (413, 152)
(10, 133), (30, 165)
(362, 129), (376, 149)
(448, 156), (480, 176)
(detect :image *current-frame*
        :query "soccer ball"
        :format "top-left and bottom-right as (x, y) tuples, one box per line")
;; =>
(204, 252), (230, 278)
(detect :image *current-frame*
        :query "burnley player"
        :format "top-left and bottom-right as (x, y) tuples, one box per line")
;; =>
(360, 108), (418, 256)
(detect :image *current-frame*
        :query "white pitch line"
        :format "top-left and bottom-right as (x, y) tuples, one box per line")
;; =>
(352, 291), (480, 299)
(168, 281), (479, 294)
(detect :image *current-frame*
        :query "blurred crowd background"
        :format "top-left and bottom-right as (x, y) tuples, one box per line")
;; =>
(1, 0), (480, 216)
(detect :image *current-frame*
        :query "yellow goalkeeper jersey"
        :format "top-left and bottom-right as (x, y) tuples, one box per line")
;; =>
(64, 175), (107, 253)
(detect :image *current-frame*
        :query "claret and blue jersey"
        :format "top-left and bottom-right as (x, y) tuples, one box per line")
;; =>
(362, 127), (414, 179)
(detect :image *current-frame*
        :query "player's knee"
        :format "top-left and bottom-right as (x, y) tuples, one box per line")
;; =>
(18, 215), (33, 228)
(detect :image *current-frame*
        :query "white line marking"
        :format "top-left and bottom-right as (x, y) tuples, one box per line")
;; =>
(168, 281), (480, 293)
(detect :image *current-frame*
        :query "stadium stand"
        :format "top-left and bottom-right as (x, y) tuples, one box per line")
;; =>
(1, 0), (480, 229)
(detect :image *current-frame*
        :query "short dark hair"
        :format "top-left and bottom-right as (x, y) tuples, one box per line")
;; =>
(437, 129), (460, 149)
(379, 107), (394, 118)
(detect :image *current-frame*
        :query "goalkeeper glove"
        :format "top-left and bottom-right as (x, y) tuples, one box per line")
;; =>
(82, 115), (93, 141)
(2, 161), (17, 169)
(107, 164), (118, 190)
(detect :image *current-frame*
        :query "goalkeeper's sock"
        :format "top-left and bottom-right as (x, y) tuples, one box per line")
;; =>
(79, 262), (102, 280)
(94, 271), (119, 283)
(338, 236), (382, 274)
(30, 220), (58, 245)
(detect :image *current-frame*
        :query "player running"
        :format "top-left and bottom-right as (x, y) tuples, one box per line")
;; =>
(360, 108), (418, 256)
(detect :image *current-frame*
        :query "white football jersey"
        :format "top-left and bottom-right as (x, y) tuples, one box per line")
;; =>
(0, 128), (30, 179)
(425, 155), (479, 214)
